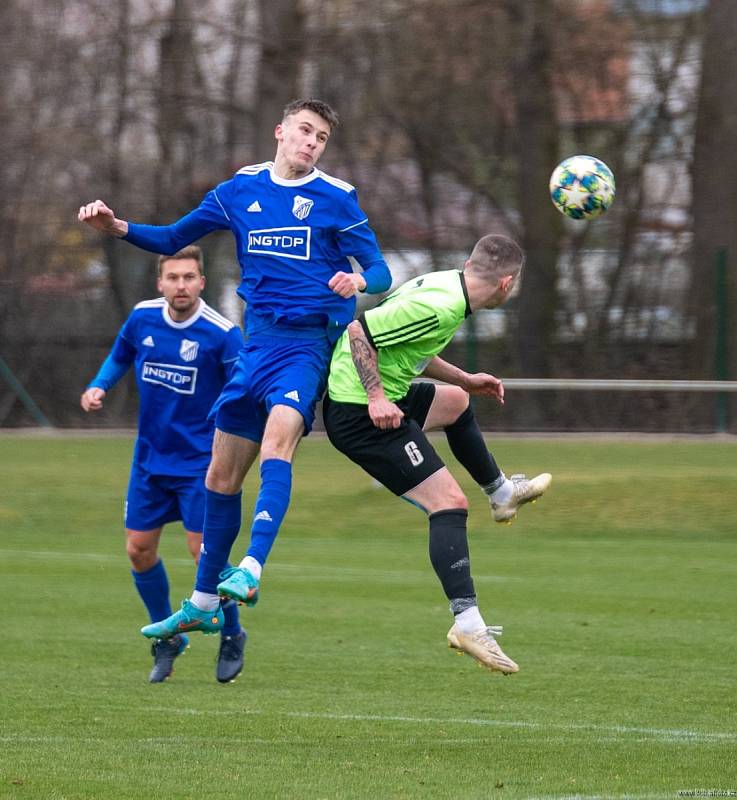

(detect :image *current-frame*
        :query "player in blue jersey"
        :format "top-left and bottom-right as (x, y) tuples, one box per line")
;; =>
(78, 99), (392, 645)
(80, 246), (247, 683)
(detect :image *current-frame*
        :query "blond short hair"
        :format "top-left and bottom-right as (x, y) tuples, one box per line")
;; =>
(467, 235), (524, 281)
(157, 246), (204, 276)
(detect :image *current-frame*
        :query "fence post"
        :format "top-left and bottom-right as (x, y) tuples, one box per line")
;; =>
(715, 248), (728, 433)
(0, 354), (53, 428)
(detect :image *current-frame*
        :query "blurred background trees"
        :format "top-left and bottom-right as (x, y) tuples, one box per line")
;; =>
(1, 0), (732, 431)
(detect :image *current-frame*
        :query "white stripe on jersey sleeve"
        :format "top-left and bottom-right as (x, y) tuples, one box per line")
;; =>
(316, 170), (355, 193)
(236, 161), (274, 176)
(134, 297), (167, 310)
(201, 304), (236, 332)
(212, 189), (231, 221)
(338, 218), (368, 233)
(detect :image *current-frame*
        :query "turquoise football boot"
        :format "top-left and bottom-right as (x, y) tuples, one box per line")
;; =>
(141, 599), (224, 639)
(217, 567), (260, 606)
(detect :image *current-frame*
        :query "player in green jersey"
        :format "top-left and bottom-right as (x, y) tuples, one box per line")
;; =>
(323, 234), (551, 675)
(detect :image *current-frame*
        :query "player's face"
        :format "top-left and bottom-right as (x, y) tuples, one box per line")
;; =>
(275, 110), (331, 178)
(158, 258), (205, 320)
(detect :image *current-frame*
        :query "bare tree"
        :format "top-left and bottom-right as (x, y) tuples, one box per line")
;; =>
(253, 0), (306, 157)
(691, 0), (737, 383)
(509, 0), (561, 379)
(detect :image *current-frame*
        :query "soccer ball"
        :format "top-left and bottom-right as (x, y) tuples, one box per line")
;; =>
(549, 155), (615, 220)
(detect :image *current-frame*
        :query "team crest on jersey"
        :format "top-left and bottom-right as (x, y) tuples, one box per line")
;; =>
(180, 339), (199, 362)
(292, 195), (314, 221)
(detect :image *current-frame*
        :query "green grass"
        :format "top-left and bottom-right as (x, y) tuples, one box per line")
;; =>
(2, 434), (736, 799)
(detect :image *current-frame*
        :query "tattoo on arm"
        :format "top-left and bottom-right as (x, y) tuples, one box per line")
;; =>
(349, 329), (383, 396)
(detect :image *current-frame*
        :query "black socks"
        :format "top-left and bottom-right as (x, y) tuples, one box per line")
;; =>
(428, 508), (476, 613)
(444, 404), (503, 490)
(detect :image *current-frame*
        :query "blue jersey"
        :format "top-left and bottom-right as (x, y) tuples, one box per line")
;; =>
(90, 299), (244, 476)
(123, 162), (391, 337)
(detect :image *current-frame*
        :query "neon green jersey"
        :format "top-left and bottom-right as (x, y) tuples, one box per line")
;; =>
(328, 269), (471, 403)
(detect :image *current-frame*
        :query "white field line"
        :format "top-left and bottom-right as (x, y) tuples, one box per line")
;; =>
(5, 706), (734, 746)
(137, 706), (736, 746)
(526, 795), (676, 800)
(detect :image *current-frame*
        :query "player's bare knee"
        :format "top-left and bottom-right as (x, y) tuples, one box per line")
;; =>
(260, 406), (303, 462)
(259, 440), (294, 462)
(205, 458), (242, 494)
(429, 488), (468, 514)
(427, 385), (471, 430)
(260, 428), (301, 462)
(449, 387), (471, 423)
(206, 472), (241, 494)
(126, 540), (157, 572)
(447, 487), (469, 511)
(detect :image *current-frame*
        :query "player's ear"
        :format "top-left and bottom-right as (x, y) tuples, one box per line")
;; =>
(499, 274), (515, 293)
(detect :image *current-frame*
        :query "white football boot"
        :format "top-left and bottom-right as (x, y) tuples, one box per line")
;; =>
(491, 472), (552, 523)
(447, 624), (519, 674)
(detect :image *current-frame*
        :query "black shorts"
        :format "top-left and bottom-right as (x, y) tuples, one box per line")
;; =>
(323, 382), (446, 496)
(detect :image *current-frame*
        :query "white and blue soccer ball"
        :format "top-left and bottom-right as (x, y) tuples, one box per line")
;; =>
(549, 155), (615, 220)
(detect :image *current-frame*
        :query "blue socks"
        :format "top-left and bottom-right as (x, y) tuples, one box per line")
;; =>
(247, 458), (292, 566)
(132, 559), (172, 623)
(195, 489), (243, 594)
(193, 460), (292, 595)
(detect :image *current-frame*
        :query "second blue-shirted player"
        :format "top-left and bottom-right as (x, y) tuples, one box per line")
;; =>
(81, 246), (246, 682)
(78, 99), (392, 648)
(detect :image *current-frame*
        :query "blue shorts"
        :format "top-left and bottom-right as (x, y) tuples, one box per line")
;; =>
(125, 462), (206, 532)
(210, 335), (332, 441)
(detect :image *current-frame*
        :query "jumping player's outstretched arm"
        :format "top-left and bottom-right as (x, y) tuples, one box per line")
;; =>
(78, 191), (230, 256)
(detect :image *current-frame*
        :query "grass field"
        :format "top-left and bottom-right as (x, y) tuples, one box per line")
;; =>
(2, 433), (736, 800)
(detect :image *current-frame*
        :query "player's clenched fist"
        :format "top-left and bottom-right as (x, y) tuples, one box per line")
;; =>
(80, 387), (106, 412)
(328, 271), (367, 298)
(368, 397), (404, 430)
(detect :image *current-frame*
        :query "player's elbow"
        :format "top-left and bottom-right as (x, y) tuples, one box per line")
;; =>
(347, 319), (364, 339)
(160, 235), (188, 255)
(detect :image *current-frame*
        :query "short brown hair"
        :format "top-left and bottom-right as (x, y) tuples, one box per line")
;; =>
(283, 98), (339, 130)
(467, 235), (524, 281)
(157, 245), (204, 276)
